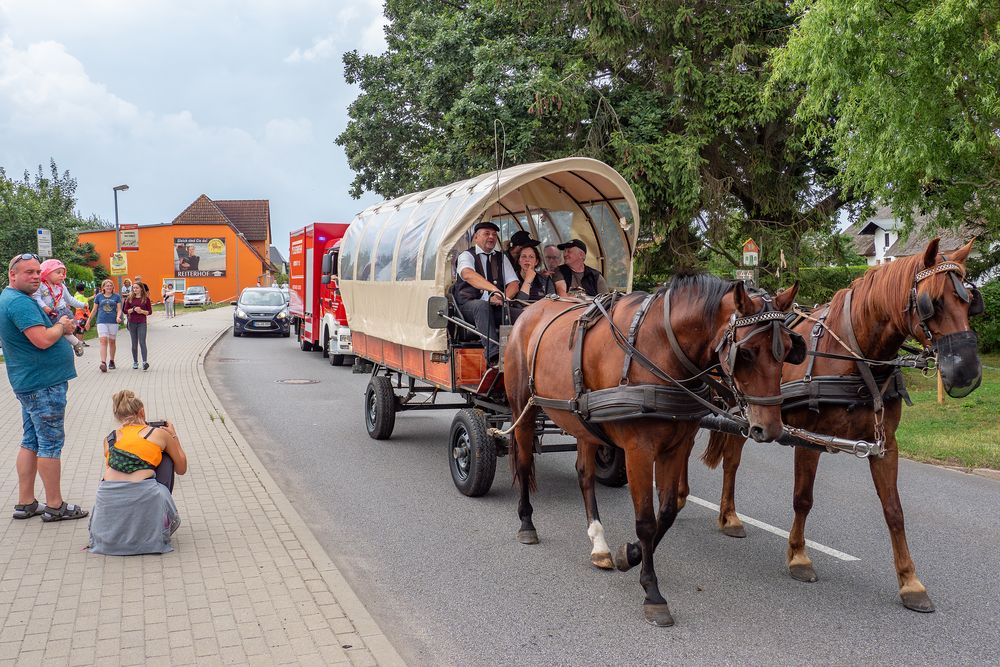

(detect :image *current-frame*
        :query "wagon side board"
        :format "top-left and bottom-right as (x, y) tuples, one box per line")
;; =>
(353, 332), (486, 392)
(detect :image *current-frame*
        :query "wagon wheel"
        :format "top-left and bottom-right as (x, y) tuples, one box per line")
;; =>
(365, 376), (396, 440)
(449, 408), (497, 497)
(595, 443), (628, 487)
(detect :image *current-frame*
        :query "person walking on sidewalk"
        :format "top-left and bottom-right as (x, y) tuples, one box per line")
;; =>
(0, 253), (89, 522)
(124, 282), (152, 370)
(161, 282), (176, 318)
(88, 389), (187, 555)
(87, 279), (123, 372)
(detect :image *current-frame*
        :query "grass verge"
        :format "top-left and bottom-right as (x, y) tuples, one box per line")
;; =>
(896, 353), (1000, 470)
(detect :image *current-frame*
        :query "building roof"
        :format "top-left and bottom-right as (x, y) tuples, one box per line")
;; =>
(886, 224), (972, 257)
(269, 246), (286, 266)
(857, 206), (909, 235)
(171, 195), (271, 242)
(841, 221), (876, 257)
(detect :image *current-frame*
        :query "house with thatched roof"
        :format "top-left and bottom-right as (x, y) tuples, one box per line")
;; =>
(846, 206), (976, 265)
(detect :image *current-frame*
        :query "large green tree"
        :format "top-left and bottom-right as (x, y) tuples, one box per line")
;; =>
(0, 160), (106, 288)
(337, 0), (848, 273)
(771, 0), (1000, 235)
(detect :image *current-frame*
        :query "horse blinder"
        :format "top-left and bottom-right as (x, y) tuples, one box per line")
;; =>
(968, 286), (984, 317)
(916, 291), (935, 322)
(786, 332), (807, 365)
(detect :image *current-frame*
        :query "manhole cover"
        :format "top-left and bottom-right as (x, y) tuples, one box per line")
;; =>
(275, 378), (320, 385)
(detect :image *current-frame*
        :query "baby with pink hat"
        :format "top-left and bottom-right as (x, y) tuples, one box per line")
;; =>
(33, 259), (89, 356)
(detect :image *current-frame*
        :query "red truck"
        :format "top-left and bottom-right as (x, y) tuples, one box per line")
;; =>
(289, 222), (354, 365)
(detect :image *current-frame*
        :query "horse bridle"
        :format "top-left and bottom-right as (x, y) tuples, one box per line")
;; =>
(714, 300), (805, 408)
(907, 260), (984, 348)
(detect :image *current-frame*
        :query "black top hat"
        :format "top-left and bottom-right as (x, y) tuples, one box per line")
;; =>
(557, 239), (587, 254)
(509, 230), (540, 248)
(473, 221), (500, 233)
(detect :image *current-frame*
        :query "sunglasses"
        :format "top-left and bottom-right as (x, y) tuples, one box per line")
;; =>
(8, 253), (40, 270)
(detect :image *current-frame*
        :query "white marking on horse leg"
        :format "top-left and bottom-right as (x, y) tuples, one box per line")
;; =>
(588, 520), (611, 556)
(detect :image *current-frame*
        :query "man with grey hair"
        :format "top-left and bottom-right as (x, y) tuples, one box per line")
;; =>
(0, 253), (87, 522)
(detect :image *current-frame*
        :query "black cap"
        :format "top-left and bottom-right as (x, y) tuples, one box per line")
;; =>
(557, 239), (587, 254)
(473, 221), (500, 233)
(509, 230), (540, 248)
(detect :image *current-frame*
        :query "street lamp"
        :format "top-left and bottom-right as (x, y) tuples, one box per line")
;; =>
(113, 184), (129, 291)
(235, 231), (246, 300)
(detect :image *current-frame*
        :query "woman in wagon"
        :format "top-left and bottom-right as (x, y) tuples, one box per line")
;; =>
(511, 245), (557, 305)
(453, 221), (520, 365)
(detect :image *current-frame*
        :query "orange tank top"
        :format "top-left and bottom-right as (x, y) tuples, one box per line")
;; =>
(105, 424), (163, 471)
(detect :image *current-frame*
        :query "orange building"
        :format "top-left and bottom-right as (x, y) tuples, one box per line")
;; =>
(78, 195), (275, 302)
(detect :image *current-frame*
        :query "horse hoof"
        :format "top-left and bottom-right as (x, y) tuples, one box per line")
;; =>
(789, 564), (818, 583)
(643, 603), (674, 627)
(591, 552), (614, 570)
(901, 591), (935, 613)
(614, 543), (637, 572)
(721, 524), (746, 538)
(517, 529), (539, 545)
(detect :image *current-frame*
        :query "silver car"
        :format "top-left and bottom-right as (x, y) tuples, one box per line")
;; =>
(183, 286), (211, 307)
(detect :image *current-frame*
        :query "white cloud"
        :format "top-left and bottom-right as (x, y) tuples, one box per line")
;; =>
(264, 117), (313, 145)
(285, 35), (336, 63)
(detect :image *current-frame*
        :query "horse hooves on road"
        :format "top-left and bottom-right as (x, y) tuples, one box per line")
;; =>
(901, 591), (936, 613)
(516, 529), (539, 545)
(643, 603), (674, 627)
(614, 542), (640, 572)
(591, 551), (614, 570)
(720, 524), (747, 538)
(789, 564), (818, 583)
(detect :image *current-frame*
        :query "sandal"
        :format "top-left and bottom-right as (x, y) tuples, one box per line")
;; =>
(41, 502), (89, 523)
(13, 499), (43, 519)
(100, 361), (107, 373)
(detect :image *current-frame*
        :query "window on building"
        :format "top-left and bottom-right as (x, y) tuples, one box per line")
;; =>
(884, 232), (890, 247)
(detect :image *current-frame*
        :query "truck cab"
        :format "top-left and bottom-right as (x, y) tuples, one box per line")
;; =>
(289, 222), (354, 365)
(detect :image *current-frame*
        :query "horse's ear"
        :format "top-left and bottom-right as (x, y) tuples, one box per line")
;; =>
(774, 281), (799, 312)
(950, 238), (976, 263)
(922, 238), (941, 267)
(732, 281), (756, 317)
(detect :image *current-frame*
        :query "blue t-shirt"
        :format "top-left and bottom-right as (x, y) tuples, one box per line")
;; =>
(0, 287), (76, 394)
(94, 293), (122, 324)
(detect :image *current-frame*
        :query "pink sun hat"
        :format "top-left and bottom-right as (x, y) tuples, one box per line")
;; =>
(39, 258), (66, 281)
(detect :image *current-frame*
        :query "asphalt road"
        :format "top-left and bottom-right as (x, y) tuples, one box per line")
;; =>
(206, 331), (1000, 666)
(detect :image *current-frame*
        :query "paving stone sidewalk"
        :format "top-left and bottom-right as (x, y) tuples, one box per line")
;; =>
(0, 306), (403, 666)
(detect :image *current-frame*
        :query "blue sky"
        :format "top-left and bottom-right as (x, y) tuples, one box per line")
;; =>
(0, 0), (385, 259)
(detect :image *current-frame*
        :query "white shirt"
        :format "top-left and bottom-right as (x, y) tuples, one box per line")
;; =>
(456, 244), (518, 301)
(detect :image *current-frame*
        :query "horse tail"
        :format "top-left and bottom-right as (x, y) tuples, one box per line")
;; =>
(701, 430), (732, 469)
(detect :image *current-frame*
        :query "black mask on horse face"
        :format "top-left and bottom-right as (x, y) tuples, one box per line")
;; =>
(912, 268), (984, 398)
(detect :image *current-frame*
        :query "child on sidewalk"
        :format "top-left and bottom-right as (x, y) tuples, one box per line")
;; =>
(33, 259), (88, 356)
(72, 283), (92, 346)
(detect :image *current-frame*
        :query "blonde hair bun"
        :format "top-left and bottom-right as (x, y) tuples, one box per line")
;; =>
(112, 390), (144, 423)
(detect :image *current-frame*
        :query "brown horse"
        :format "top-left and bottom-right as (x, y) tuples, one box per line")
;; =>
(688, 239), (982, 613)
(504, 274), (799, 626)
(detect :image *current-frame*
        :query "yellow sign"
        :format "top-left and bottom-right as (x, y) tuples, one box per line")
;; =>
(207, 238), (225, 254)
(110, 252), (128, 276)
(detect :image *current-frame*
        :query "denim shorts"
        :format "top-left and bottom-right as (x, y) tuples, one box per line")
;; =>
(15, 382), (68, 459)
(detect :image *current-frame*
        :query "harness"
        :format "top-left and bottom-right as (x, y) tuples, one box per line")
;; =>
(775, 258), (982, 455)
(525, 289), (795, 447)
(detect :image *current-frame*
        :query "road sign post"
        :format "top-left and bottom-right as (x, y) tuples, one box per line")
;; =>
(37, 228), (52, 258)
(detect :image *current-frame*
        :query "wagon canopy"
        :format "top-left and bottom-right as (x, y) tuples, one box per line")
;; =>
(339, 157), (640, 351)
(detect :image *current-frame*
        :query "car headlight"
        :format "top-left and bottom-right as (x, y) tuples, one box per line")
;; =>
(236, 308), (247, 318)
(276, 310), (288, 319)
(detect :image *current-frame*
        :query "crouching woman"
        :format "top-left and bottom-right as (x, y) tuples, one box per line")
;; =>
(88, 390), (188, 555)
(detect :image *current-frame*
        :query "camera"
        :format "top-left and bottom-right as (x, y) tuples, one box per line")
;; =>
(147, 420), (168, 428)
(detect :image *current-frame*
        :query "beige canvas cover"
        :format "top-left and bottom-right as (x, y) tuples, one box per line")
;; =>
(338, 157), (640, 351)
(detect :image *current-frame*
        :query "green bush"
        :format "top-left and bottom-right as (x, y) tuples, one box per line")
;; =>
(973, 280), (1000, 353)
(789, 265), (868, 306)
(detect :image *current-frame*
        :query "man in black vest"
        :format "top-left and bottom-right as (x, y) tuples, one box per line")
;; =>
(554, 239), (609, 297)
(453, 221), (520, 364)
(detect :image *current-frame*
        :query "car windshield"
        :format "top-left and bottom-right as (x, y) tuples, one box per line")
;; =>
(240, 291), (285, 307)
(186, 287), (205, 294)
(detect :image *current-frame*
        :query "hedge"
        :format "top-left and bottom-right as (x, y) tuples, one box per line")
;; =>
(973, 280), (1000, 353)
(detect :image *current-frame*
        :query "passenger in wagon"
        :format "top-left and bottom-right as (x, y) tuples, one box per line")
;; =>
(511, 246), (556, 304)
(553, 239), (608, 297)
(505, 230), (541, 280)
(454, 221), (520, 365)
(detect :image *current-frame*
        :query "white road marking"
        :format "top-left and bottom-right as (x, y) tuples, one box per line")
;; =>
(686, 495), (861, 562)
